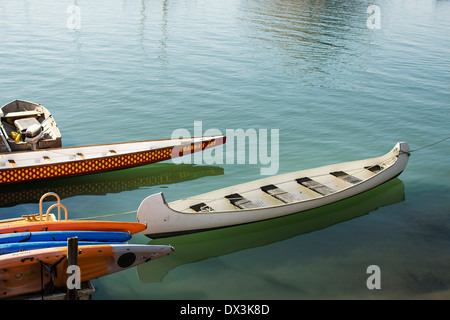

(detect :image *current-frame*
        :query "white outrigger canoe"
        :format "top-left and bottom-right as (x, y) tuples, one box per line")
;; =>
(137, 142), (410, 238)
(0, 100), (225, 185)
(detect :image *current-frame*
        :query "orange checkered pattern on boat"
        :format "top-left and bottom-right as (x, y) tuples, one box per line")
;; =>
(0, 139), (221, 185)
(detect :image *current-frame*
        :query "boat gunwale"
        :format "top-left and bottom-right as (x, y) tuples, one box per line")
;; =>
(0, 135), (225, 171)
(0, 134), (224, 157)
(165, 143), (407, 215)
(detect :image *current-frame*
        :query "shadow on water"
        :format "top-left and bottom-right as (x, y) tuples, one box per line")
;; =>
(137, 178), (405, 282)
(0, 163), (224, 208)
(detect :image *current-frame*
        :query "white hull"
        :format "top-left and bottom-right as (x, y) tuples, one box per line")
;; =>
(137, 142), (410, 238)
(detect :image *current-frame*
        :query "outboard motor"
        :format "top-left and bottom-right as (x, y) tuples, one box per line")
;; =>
(14, 118), (44, 150)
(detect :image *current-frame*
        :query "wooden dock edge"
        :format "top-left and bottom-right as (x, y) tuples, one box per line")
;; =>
(3, 281), (96, 300)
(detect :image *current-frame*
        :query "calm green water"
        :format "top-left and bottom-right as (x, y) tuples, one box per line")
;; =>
(0, 0), (449, 300)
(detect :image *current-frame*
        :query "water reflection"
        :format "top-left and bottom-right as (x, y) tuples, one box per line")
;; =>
(134, 0), (168, 70)
(0, 163), (223, 207)
(239, 0), (369, 85)
(138, 0), (148, 58)
(70, 0), (84, 69)
(158, 0), (169, 70)
(137, 178), (405, 282)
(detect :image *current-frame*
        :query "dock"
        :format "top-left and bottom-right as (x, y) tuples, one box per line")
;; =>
(6, 281), (96, 300)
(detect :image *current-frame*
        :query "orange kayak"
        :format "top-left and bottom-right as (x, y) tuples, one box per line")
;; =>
(0, 192), (146, 235)
(0, 220), (146, 235)
(0, 244), (174, 298)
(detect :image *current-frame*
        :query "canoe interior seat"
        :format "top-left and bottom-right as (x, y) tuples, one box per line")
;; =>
(365, 165), (382, 173)
(261, 184), (299, 203)
(225, 193), (260, 209)
(8, 159), (18, 168)
(330, 171), (362, 184)
(190, 202), (214, 213)
(296, 177), (335, 196)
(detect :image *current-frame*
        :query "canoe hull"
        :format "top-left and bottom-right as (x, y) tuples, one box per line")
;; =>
(0, 135), (225, 185)
(137, 142), (410, 238)
(0, 244), (174, 298)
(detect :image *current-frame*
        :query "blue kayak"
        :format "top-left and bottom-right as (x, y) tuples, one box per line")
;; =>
(0, 241), (118, 255)
(0, 231), (131, 244)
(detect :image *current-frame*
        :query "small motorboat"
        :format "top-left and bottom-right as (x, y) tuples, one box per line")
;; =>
(137, 142), (410, 238)
(0, 100), (225, 185)
(0, 243), (174, 298)
(0, 100), (61, 152)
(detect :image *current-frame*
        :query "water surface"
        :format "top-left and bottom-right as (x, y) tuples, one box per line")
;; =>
(0, 0), (449, 299)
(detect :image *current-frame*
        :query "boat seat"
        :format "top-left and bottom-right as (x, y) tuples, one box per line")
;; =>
(8, 159), (18, 168)
(190, 202), (214, 213)
(296, 177), (335, 196)
(365, 165), (382, 173)
(3, 110), (42, 119)
(261, 184), (299, 203)
(330, 171), (362, 184)
(225, 193), (261, 209)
